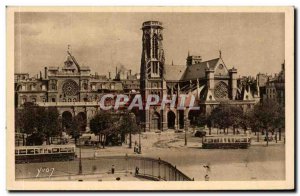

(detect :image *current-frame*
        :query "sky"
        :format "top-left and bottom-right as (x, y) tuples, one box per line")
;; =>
(14, 12), (285, 77)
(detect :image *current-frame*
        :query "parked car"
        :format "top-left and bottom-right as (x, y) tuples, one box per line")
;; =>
(194, 130), (207, 137)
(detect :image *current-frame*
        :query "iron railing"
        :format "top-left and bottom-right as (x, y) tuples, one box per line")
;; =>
(15, 155), (193, 181)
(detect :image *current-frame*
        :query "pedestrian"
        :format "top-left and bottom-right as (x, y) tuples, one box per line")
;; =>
(111, 165), (115, 174)
(205, 174), (209, 181)
(135, 166), (139, 175)
(94, 151), (97, 159)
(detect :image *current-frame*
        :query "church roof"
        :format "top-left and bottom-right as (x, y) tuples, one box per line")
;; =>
(183, 58), (221, 81)
(164, 64), (186, 81)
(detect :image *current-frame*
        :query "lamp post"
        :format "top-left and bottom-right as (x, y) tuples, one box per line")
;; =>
(138, 123), (142, 154)
(184, 117), (188, 146)
(78, 138), (82, 175)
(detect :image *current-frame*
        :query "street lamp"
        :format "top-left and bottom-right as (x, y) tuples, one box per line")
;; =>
(78, 138), (82, 175)
(184, 117), (188, 146)
(138, 123), (142, 154)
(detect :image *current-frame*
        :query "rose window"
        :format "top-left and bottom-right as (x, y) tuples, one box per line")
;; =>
(62, 80), (79, 96)
(214, 82), (228, 99)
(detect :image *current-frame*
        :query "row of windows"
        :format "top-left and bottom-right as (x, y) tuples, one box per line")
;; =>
(266, 88), (276, 94)
(18, 84), (47, 91)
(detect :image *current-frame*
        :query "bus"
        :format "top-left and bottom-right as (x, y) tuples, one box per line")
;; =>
(15, 144), (76, 164)
(202, 135), (251, 149)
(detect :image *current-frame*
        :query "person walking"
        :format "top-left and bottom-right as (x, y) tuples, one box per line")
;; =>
(135, 166), (139, 175)
(111, 165), (115, 174)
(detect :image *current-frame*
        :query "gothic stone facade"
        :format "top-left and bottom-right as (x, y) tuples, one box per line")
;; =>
(15, 20), (259, 132)
(139, 21), (259, 131)
(14, 52), (139, 132)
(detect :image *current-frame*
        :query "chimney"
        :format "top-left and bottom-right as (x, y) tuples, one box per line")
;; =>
(129, 69), (132, 76)
(109, 72), (111, 79)
(282, 62), (285, 71)
(40, 71), (42, 79)
(44, 67), (48, 79)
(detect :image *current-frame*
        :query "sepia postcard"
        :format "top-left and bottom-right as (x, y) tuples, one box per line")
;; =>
(6, 6), (294, 191)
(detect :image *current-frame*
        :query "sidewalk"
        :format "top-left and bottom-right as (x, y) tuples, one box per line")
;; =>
(20, 171), (146, 181)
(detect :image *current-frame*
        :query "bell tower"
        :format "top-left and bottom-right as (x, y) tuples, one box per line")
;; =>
(140, 21), (167, 131)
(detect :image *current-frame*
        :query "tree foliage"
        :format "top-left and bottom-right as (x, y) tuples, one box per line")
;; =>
(15, 102), (61, 145)
(249, 99), (283, 132)
(210, 104), (245, 134)
(89, 111), (140, 148)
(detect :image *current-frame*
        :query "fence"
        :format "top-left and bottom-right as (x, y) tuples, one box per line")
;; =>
(15, 155), (193, 181)
(108, 155), (193, 181)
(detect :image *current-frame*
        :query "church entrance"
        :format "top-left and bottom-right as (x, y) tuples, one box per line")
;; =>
(167, 111), (176, 129)
(151, 112), (161, 130)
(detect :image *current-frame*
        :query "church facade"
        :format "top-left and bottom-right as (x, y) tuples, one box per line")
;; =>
(139, 21), (260, 131)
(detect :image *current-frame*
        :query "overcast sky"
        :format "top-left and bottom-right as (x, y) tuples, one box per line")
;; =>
(15, 12), (284, 77)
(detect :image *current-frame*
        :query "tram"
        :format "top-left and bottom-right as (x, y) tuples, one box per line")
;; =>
(15, 144), (76, 164)
(202, 135), (251, 149)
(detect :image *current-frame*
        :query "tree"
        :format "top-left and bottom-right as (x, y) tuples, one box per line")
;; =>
(275, 105), (285, 141)
(39, 107), (60, 144)
(249, 100), (281, 146)
(90, 111), (118, 148)
(240, 111), (251, 134)
(119, 112), (140, 148)
(228, 106), (243, 135)
(209, 104), (244, 135)
(69, 115), (84, 145)
(15, 103), (61, 145)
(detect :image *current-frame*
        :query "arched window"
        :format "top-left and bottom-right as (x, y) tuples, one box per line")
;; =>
(145, 34), (151, 58)
(51, 83), (56, 90)
(83, 83), (88, 90)
(152, 34), (158, 59)
(73, 98), (76, 102)
(22, 98), (27, 104)
(68, 98), (71, 102)
(214, 82), (228, 99)
(153, 62), (158, 74)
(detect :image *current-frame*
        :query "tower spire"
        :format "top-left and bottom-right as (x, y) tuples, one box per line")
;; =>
(219, 50), (222, 58)
(67, 44), (71, 53)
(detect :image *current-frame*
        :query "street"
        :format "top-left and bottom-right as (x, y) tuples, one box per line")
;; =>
(16, 130), (285, 181)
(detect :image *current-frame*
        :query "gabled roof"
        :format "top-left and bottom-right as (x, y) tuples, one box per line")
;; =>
(182, 58), (223, 81)
(164, 64), (186, 81)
